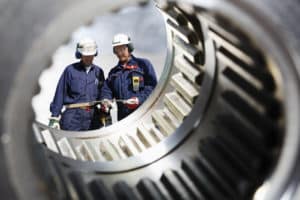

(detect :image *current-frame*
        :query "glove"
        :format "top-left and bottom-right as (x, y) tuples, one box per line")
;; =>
(101, 99), (112, 113)
(124, 97), (139, 109)
(48, 116), (60, 129)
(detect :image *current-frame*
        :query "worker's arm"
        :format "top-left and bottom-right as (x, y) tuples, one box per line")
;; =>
(97, 68), (105, 99)
(100, 70), (115, 112)
(100, 71), (114, 100)
(50, 69), (68, 117)
(135, 59), (157, 104)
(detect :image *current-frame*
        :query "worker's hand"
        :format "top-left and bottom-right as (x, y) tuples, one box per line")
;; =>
(48, 116), (60, 129)
(124, 97), (139, 109)
(101, 99), (112, 113)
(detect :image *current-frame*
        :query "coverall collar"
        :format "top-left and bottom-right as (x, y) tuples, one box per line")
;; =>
(117, 55), (138, 70)
(79, 61), (95, 71)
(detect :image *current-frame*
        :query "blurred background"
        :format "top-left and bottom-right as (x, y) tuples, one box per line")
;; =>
(32, 2), (167, 125)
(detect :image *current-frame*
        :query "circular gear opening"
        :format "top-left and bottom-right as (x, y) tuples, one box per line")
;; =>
(2, 0), (300, 200)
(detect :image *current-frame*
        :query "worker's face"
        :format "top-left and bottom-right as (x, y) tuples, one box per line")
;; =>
(114, 45), (131, 63)
(81, 55), (94, 66)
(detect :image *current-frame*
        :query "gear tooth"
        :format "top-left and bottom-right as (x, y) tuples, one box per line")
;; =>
(113, 181), (139, 200)
(39, 151), (69, 200)
(216, 114), (268, 157)
(222, 91), (279, 136)
(199, 138), (252, 194)
(193, 154), (237, 198)
(182, 158), (225, 200)
(160, 169), (197, 200)
(137, 178), (166, 200)
(67, 171), (93, 200)
(217, 131), (262, 173)
(50, 159), (83, 200)
(211, 136), (255, 179)
(89, 179), (116, 200)
(218, 47), (275, 92)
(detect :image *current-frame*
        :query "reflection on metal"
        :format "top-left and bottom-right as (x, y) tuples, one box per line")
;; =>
(164, 92), (191, 121)
(29, 1), (298, 199)
(174, 55), (203, 83)
(35, 2), (204, 163)
(40, 129), (59, 153)
(171, 73), (199, 104)
(57, 137), (77, 159)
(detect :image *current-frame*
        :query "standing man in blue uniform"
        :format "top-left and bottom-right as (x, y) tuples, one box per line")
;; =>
(48, 38), (105, 131)
(101, 33), (157, 121)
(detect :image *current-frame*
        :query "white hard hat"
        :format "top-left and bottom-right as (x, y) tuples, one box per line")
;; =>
(112, 33), (131, 47)
(77, 38), (98, 56)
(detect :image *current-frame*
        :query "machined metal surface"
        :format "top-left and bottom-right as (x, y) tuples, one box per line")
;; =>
(1, 0), (300, 200)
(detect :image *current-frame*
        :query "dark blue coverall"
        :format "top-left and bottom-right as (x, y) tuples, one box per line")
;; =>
(101, 55), (157, 121)
(50, 62), (105, 131)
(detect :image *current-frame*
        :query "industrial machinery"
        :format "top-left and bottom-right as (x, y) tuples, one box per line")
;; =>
(0, 0), (300, 199)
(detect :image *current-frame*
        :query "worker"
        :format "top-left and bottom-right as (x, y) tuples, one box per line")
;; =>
(48, 38), (105, 131)
(100, 33), (157, 121)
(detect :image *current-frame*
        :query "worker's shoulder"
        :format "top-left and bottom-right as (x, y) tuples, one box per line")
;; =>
(134, 57), (154, 73)
(92, 64), (104, 72)
(64, 62), (81, 72)
(64, 62), (102, 72)
(108, 65), (120, 75)
(92, 64), (101, 69)
(134, 56), (152, 67)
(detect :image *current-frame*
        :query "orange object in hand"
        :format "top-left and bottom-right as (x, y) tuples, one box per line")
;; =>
(125, 97), (139, 109)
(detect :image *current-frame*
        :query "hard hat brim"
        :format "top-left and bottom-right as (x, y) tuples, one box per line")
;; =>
(112, 41), (130, 47)
(78, 48), (97, 56)
(80, 51), (97, 56)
